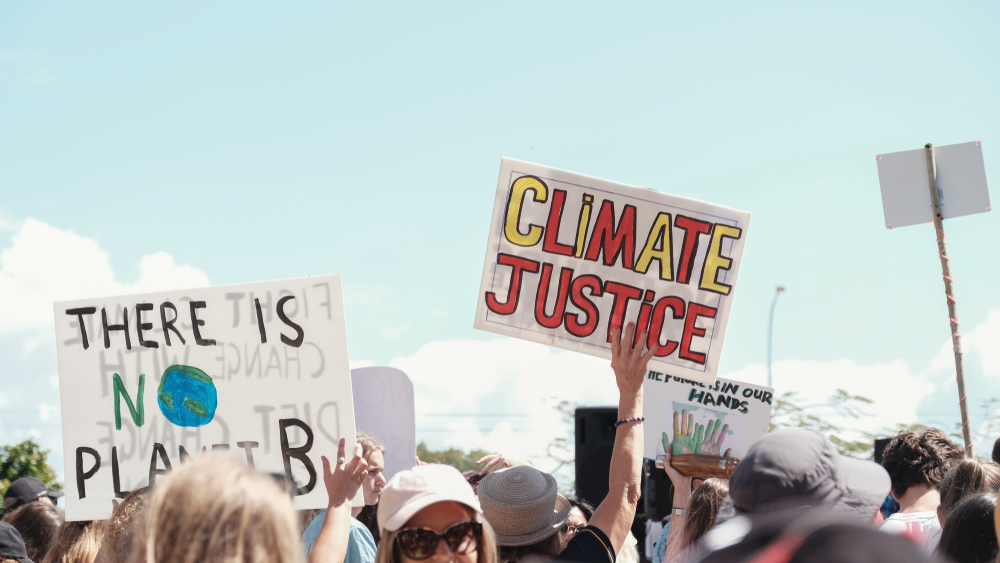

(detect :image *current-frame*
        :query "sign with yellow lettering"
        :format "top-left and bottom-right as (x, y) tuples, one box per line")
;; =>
(474, 158), (751, 385)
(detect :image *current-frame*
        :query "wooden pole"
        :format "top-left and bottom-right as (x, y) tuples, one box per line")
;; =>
(925, 143), (974, 456)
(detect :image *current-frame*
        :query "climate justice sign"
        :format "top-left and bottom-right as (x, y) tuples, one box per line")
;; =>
(474, 159), (750, 384)
(54, 275), (356, 520)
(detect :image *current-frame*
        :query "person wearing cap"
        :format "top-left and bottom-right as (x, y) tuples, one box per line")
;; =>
(684, 428), (892, 562)
(478, 322), (659, 563)
(2, 478), (63, 515)
(0, 521), (32, 563)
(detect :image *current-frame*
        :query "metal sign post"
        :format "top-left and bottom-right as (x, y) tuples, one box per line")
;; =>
(924, 143), (973, 456)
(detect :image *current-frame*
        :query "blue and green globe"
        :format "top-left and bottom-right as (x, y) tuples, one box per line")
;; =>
(157, 364), (218, 427)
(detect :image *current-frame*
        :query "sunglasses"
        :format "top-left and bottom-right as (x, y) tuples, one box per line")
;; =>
(396, 521), (482, 560)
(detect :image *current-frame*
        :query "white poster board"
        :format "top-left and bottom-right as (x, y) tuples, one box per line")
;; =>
(876, 141), (990, 229)
(644, 371), (772, 462)
(352, 367), (416, 483)
(475, 158), (751, 385)
(54, 275), (356, 520)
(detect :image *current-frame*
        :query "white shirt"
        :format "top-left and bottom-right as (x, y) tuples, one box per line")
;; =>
(878, 511), (941, 554)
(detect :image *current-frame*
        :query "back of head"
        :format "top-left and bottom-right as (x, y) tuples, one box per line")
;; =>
(42, 520), (106, 563)
(937, 458), (1000, 520)
(2, 500), (63, 562)
(140, 455), (301, 563)
(100, 486), (151, 563)
(880, 428), (963, 496)
(680, 479), (729, 550)
(936, 492), (998, 563)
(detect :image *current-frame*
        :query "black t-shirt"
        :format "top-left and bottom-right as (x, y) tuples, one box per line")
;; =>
(553, 526), (616, 563)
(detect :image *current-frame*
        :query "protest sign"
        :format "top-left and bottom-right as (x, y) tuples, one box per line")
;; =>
(643, 370), (772, 462)
(877, 140), (990, 229)
(54, 275), (355, 520)
(474, 158), (751, 385)
(352, 366), (416, 483)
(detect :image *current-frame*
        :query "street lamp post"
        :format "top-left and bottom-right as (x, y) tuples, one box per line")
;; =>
(767, 286), (786, 389)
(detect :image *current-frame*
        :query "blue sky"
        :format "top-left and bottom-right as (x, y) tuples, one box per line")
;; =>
(2, 2), (1000, 476)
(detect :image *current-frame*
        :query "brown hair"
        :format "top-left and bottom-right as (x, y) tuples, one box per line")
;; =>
(376, 505), (498, 563)
(2, 500), (63, 562)
(99, 486), (151, 563)
(139, 455), (301, 563)
(937, 458), (1000, 522)
(936, 493), (998, 563)
(498, 529), (563, 563)
(42, 519), (106, 563)
(680, 478), (729, 550)
(357, 431), (386, 458)
(880, 428), (963, 496)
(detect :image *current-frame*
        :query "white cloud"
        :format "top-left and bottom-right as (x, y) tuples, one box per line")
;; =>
(930, 310), (1000, 379)
(0, 218), (209, 330)
(724, 358), (935, 436)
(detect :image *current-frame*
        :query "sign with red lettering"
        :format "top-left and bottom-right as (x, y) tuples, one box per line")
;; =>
(474, 158), (751, 385)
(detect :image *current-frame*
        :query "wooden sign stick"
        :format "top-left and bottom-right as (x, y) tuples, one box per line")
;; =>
(925, 143), (974, 456)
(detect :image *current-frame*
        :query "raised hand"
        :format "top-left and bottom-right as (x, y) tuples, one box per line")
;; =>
(321, 438), (368, 509)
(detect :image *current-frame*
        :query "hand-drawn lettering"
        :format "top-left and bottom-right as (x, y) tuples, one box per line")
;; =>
(76, 447), (101, 499)
(278, 418), (317, 496)
(189, 301), (216, 346)
(113, 373), (145, 430)
(135, 303), (159, 348)
(102, 307), (132, 350)
(66, 308), (97, 349)
(277, 296), (303, 348)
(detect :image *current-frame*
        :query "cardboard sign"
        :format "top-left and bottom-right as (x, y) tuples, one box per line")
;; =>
(352, 367), (416, 483)
(53, 275), (356, 520)
(876, 141), (990, 229)
(474, 158), (751, 385)
(643, 370), (772, 462)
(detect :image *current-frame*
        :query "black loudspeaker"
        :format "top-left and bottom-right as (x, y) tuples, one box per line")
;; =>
(874, 438), (892, 464)
(644, 463), (675, 521)
(575, 406), (618, 506)
(575, 407), (650, 561)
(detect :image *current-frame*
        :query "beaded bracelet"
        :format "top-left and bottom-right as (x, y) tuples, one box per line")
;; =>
(614, 416), (645, 428)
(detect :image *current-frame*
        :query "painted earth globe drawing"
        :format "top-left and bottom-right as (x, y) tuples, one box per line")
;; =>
(157, 364), (218, 427)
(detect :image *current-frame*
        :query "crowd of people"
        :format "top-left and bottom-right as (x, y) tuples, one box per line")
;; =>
(2, 322), (1000, 563)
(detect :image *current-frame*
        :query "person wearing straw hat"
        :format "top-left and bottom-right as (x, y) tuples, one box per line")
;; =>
(480, 322), (658, 563)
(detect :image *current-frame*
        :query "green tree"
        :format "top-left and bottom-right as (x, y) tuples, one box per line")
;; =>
(0, 439), (61, 501)
(416, 442), (493, 472)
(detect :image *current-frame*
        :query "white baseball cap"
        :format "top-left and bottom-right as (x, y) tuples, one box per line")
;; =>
(378, 464), (482, 533)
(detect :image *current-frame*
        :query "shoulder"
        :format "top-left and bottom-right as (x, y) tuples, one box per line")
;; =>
(555, 526), (615, 563)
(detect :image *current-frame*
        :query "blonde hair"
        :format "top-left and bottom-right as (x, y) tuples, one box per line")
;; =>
(139, 455), (301, 563)
(375, 505), (498, 563)
(101, 486), (151, 563)
(42, 520), (106, 563)
(357, 431), (386, 458)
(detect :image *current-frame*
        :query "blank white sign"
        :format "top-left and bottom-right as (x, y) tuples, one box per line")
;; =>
(876, 141), (990, 229)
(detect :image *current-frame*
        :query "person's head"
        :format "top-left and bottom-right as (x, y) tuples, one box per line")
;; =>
(358, 431), (387, 506)
(461, 472), (485, 496)
(2, 500), (63, 562)
(376, 464), (497, 563)
(992, 438), (1000, 465)
(41, 520), (106, 563)
(728, 429), (890, 520)
(477, 467), (568, 563)
(560, 498), (594, 552)
(936, 458), (1000, 525)
(3, 479), (63, 516)
(99, 486), (151, 563)
(880, 428), (963, 501)
(137, 455), (300, 563)
(936, 492), (998, 563)
(0, 522), (30, 563)
(680, 478), (729, 550)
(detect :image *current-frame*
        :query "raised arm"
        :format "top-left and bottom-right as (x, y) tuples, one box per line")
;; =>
(308, 439), (369, 563)
(587, 322), (658, 553)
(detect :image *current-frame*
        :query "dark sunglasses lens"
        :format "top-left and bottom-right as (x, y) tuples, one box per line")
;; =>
(398, 529), (439, 560)
(445, 523), (478, 554)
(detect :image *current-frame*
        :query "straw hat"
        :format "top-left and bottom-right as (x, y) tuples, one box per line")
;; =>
(477, 466), (570, 546)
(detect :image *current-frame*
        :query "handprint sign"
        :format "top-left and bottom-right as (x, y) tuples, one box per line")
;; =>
(662, 409), (732, 457)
